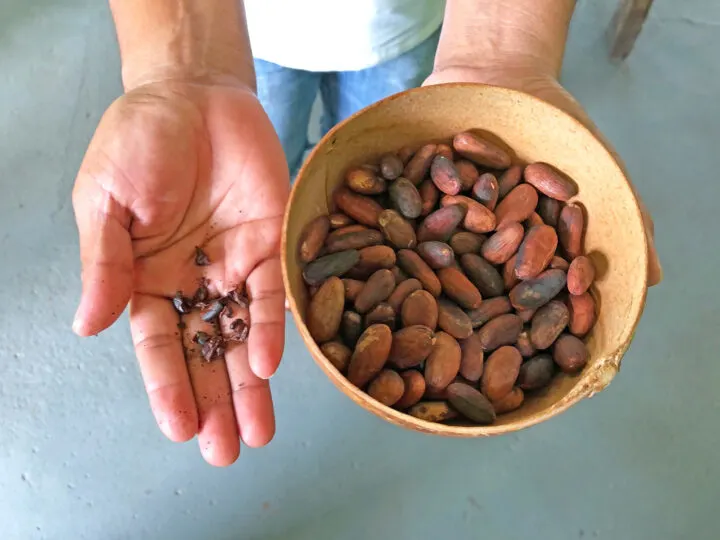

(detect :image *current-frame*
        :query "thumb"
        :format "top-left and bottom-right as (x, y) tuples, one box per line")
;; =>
(72, 173), (134, 337)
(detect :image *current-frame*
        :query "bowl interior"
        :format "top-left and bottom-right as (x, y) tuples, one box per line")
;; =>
(282, 83), (648, 436)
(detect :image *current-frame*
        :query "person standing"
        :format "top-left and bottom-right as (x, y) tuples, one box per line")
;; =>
(71, 0), (661, 467)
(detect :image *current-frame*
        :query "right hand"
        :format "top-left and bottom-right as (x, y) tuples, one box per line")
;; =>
(72, 78), (290, 466)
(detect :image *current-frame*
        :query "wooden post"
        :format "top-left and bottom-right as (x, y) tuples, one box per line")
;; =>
(607, 0), (654, 60)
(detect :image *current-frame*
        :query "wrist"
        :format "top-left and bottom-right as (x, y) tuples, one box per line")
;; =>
(110, 0), (255, 92)
(435, 0), (576, 79)
(120, 60), (255, 94)
(432, 57), (558, 84)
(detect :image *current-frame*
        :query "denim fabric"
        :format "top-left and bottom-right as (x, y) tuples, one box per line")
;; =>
(254, 28), (441, 177)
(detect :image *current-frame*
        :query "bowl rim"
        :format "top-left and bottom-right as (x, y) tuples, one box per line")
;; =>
(281, 82), (649, 437)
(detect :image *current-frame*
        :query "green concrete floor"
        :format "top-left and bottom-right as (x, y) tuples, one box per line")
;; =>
(1, 1), (718, 539)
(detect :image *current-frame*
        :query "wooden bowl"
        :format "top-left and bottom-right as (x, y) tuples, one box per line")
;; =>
(281, 83), (648, 437)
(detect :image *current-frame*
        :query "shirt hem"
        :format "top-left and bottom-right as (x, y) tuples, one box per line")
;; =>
(251, 13), (444, 73)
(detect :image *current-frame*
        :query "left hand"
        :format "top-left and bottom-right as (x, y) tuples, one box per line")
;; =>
(424, 66), (662, 286)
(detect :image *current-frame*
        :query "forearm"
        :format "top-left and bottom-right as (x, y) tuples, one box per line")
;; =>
(109, 0), (255, 91)
(435, 0), (576, 78)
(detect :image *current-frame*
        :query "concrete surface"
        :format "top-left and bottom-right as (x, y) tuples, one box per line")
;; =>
(1, 0), (718, 539)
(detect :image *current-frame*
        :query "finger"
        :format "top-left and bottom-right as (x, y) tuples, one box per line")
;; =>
(72, 180), (133, 336)
(646, 235), (662, 286)
(638, 201), (663, 286)
(221, 334), (276, 448)
(246, 257), (286, 379)
(182, 310), (240, 467)
(130, 293), (198, 442)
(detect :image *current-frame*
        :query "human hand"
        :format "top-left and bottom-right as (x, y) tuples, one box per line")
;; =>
(424, 66), (662, 286)
(72, 79), (290, 466)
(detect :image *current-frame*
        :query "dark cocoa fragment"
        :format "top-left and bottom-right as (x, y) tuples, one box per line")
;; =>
(201, 335), (225, 362)
(195, 246), (211, 266)
(193, 331), (211, 345)
(192, 283), (209, 306)
(173, 292), (193, 315)
(228, 318), (250, 343)
(227, 286), (249, 308)
(201, 299), (227, 322)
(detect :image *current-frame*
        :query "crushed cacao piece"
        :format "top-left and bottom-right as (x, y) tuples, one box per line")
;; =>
(201, 335), (225, 362)
(192, 283), (209, 305)
(201, 299), (226, 322)
(194, 246), (210, 266)
(172, 292), (193, 314)
(192, 331), (211, 345)
(227, 286), (249, 308)
(228, 318), (250, 343)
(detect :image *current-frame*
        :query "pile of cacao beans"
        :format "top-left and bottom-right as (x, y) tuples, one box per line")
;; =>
(297, 131), (596, 425)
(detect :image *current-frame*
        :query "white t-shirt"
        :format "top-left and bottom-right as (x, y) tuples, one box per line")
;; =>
(244, 0), (446, 72)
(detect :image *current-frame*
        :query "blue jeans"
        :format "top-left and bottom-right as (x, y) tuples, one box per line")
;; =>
(254, 29), (441, 177)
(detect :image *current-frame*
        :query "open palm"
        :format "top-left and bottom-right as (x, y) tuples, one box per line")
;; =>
(72, 81), (290, 466)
